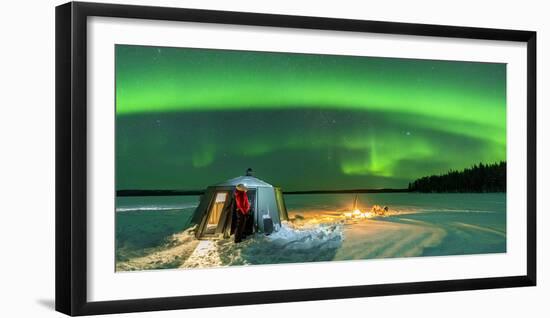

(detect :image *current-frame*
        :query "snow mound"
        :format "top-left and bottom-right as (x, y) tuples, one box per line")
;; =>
(212, 222), (344, 265)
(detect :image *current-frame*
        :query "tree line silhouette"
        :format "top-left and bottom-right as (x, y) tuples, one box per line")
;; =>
(408, 161), (506, 193)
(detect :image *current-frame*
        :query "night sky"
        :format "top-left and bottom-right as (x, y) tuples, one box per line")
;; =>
(115, 45), (506, 191)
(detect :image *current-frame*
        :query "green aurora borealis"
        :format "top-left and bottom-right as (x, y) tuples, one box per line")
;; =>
(115, 45), (506, 191)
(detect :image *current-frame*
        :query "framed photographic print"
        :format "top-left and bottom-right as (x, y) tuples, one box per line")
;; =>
(55, 1), (536, 316)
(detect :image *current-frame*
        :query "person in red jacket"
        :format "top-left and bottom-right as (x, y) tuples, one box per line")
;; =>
(234, 183), (251, 243)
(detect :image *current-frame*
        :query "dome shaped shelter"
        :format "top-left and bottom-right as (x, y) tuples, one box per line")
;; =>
(191, 174), (289, 240)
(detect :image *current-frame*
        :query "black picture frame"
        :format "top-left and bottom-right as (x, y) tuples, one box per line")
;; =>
(55, 1), (537, 316)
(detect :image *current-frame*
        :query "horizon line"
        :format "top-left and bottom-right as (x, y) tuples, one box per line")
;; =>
(116, 188), (410, 197)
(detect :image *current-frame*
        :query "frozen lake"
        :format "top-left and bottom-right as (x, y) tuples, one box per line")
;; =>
(115, 193), (506, 271)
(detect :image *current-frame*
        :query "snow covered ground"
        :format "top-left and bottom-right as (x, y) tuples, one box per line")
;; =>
(115, 193), (506, 271)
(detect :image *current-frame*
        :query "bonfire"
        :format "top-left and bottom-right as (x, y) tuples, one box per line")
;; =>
(343, 195), (389, 219)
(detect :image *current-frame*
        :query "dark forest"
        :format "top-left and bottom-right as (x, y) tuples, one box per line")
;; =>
(408, 161), (506, 193)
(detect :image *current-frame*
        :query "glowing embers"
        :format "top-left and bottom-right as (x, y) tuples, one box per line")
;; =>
(343, 209), (374, 219)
